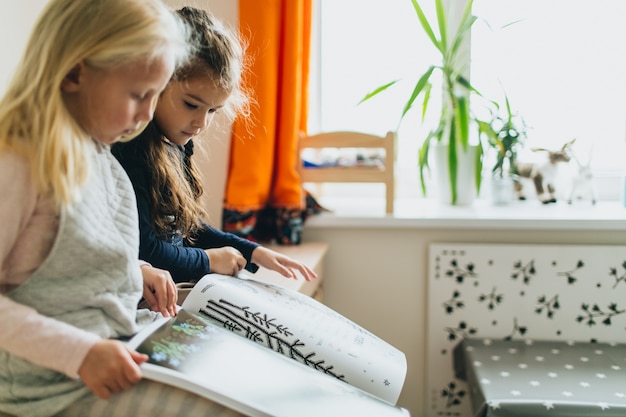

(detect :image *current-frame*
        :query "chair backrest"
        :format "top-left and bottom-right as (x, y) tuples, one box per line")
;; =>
(297, 131), (396, 214)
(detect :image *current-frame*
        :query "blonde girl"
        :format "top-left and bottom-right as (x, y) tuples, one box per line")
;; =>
(0, 0), (242, 416)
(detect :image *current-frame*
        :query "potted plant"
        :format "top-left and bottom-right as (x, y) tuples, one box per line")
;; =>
(360, 0), (497, 205)
(478, 93), (528, 204)
(481, 94), (527, 178)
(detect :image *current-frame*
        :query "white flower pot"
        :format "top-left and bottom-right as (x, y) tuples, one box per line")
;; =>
(431, 143), (479, 206)
(490, 175), (515, 205)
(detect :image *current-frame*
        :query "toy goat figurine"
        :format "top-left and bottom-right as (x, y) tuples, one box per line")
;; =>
(567, 147), (596, 205)
(513, 139), (575, 204)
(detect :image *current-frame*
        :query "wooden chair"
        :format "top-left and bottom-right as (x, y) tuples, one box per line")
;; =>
(297, 131), (396, 214)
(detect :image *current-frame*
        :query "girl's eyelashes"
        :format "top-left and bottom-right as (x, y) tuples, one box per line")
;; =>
(182, 98), (221, 114)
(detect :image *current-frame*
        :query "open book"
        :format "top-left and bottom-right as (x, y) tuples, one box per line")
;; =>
(127, 273), (409, 417)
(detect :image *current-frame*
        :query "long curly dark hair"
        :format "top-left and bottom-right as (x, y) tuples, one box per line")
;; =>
(143, 7), (250, 239)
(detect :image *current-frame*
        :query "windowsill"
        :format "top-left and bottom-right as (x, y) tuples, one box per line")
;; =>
(306, 197), (626, 231)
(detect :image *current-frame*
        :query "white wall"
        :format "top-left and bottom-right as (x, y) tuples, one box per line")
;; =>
(0, 1), (48, 95)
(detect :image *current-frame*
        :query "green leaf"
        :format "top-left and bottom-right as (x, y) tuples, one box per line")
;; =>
(456, 75), (481, 97)
(449, 14), (476, 59)
(358, 80), (400, 104)
(447, 122), (458, 204)
(458, 0), (476, 40)
(454, 94), (469, 151)
(421, 82), (432, 121)
(401, 65), (436, 120)
(504, 93), (513, 120)
(435, 0), (447, 54)
(410, 0), (442, 53)
(501, 18), (525, 29)
(475, 141), (483, 193)
(478, 120), (500, 150)
(418, 146), (429, 196)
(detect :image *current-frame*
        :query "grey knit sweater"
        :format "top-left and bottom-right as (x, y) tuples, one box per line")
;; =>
(0, 142), (152, 417)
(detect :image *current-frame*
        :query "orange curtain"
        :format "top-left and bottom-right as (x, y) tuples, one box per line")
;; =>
(225, 0), (311, 212)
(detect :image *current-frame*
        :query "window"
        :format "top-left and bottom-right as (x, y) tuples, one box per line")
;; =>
(309, 0), (626, 204)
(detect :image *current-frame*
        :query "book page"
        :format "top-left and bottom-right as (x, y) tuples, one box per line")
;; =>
(128, 310), (410, 417)
(180, 273), (407, 404)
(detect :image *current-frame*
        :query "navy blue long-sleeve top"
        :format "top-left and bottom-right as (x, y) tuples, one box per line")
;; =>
(112, 135), (259, 283)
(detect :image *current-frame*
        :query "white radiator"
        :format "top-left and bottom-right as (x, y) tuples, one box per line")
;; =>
(426, 243), (626, 417)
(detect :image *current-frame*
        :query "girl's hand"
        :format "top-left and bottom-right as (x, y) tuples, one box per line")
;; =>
(140, 264), (177, 317)
(205, 246), (246, 276)
(251, 246), (318, 282)
(78, 340), (148, 399)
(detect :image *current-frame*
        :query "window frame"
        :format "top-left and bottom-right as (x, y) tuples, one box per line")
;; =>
(308, 0), (626, 207)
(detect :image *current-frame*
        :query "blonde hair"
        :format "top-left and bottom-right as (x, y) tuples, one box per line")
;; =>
(0, 0), (189, 206)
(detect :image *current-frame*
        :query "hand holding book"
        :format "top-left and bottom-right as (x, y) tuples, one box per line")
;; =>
(128, 274), (409, 417)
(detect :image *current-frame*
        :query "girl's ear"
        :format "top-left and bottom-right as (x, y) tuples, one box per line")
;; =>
(61, 63), (83, 92)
